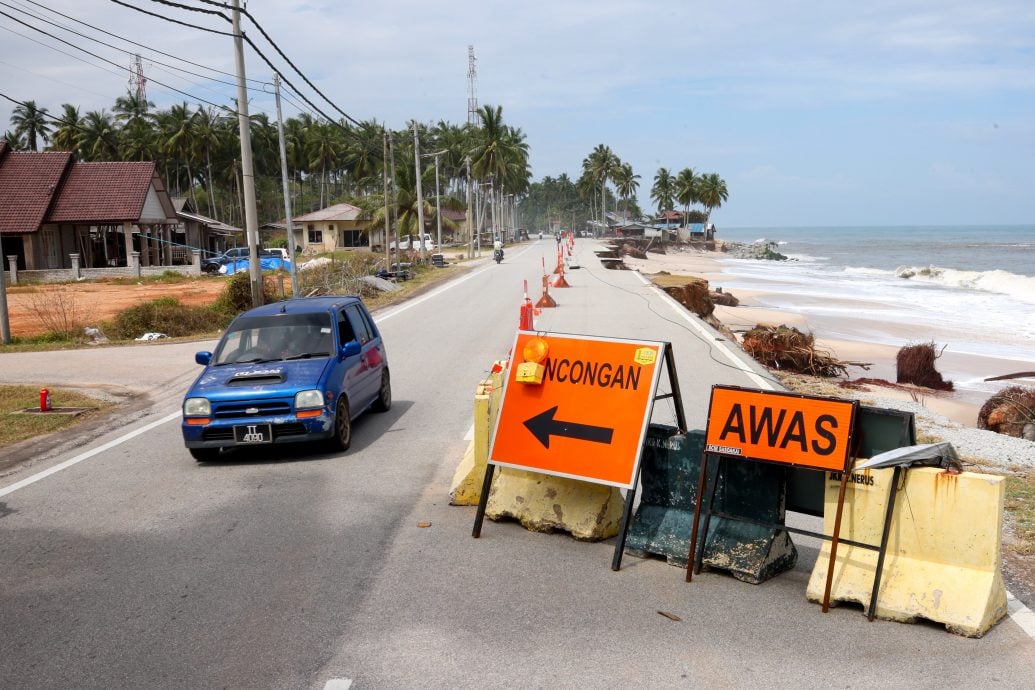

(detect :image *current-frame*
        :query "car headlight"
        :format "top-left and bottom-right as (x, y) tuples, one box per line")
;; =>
(294, 389), (325, 410)
(183, 397), (211, 417)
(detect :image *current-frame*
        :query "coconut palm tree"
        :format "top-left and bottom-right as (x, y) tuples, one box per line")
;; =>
(651, 167), (676, 215)
(9, 100), (51, 152)
(612, 162), (640, 218)
(191, 106), (224, 217)
(161, 102), (199, 203)
(697, 173), (729, 220)
(582, 144), (619, 226)
(79, 110), (119, 161)
(50, 104), (82, 153)
(675, 167), (699, 226)
(307, 119), (339, 208)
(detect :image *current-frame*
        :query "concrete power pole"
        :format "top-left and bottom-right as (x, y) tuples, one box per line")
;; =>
(0, 236), (10, 344)
(382, 130), (391, 270)
(412, 122), (426, 263)
(465, 156), (473, 259)
(272, 74), (299, 298)
(231, 0), (263, 307)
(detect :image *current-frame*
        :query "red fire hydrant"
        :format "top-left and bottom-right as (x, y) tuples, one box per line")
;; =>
(39, 387), (51, 412)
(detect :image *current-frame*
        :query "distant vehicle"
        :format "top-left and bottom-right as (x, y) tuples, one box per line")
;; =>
(201, 247), (279, 274)
(180, 296), (391, 461)
(389, 233), (435, 252)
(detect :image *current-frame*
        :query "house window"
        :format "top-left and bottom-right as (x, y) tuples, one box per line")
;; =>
(308, 224), (322, 243)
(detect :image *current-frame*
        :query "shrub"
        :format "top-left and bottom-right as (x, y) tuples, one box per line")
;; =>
(211, 271), (278, 317)
(108, 297), (227, 339)
(978, 386), (1035, 439)
(896, 342), (953, 391)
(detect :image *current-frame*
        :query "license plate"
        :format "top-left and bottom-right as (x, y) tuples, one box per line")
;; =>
(234, 423), (272, 444)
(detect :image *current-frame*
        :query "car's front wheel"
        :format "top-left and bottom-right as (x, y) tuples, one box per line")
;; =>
(189, 447), (222, 462)
(372, 370), (391, 412)
(326, 397), (351, 452)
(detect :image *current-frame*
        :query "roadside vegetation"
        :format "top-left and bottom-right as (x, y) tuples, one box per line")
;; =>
(0, 385), (113, 448)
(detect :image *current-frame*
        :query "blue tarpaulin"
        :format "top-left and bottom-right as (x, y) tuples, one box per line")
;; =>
(221, 257), (291, 274)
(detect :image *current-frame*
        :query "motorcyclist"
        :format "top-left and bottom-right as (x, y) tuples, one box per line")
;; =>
(493, 237), (504, 263)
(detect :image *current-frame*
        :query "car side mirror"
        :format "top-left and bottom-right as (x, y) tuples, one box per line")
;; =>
(340, 341), (361, 359)
(195, 351), (212, 365)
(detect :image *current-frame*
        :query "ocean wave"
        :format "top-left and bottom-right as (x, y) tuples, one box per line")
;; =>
(843, 266), (892, 276)
(895, 265), (1035, 303)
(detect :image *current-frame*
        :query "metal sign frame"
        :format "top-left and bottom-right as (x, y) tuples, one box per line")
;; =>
(686, 385), (901, 619)
(472, 332), (687, 572)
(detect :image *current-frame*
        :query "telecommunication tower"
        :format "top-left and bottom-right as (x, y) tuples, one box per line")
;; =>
(467, 45), (478, 126)
(129, 53), (147, 101)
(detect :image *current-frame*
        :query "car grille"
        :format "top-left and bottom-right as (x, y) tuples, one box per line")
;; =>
(212, 401), (292, 419)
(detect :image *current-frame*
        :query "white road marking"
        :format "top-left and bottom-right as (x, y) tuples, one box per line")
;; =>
(324, 679), (353, 690)
(634, 271), (774, 390)
(1007, 592), (1035, 641)
(0, 410), (182, 498)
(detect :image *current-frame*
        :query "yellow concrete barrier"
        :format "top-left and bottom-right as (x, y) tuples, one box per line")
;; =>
(449, 366), (505, 505)
(806, 466), (1007, 637)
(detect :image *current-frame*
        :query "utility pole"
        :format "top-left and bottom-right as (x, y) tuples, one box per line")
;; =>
(465, 156), (473, 259)
(489, 179), (497, 247)
(422, 150), (446, 253)
(0, 235), (10, 344)
(231, 0), (263, 307)
(272, 74), (299, 298)
(382, 130), (391, 270)
(387, 133), (399, 264)
(412, 122), (426, 262)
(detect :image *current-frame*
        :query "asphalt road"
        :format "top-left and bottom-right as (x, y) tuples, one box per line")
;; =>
(1, 238), (1033, 688)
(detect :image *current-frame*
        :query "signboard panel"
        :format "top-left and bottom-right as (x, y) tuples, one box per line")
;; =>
(490, 331), (666, 488)
(704, 385), (856, 472)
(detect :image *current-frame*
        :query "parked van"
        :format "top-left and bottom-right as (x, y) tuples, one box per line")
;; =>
(389, 234), (436, 252)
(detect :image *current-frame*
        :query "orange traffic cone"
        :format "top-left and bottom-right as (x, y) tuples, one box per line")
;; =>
(552, 260), (571, 288)
(535, 274), (557, 308)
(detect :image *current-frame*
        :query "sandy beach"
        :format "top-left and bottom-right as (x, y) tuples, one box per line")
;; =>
(621, 246), (1033, 428)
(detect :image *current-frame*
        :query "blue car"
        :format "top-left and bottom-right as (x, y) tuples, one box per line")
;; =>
(181, 296), (390, 462)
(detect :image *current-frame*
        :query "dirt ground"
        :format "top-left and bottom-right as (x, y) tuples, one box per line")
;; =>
(4, 280), (227, 338)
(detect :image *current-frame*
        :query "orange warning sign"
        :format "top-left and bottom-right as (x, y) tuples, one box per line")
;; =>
(704, 386), (857, 472)
(490, 332), (666, 488)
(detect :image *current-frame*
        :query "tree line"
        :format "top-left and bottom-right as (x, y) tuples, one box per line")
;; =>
(7, 96), (728, 237)
(4, 95), (530, 238)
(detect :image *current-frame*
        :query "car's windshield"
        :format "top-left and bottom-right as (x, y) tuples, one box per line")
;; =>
(212, 312), (334, 365)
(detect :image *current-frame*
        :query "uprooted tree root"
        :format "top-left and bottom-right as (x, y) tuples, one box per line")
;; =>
(741, 325), (852, 378)
(978, 386), (1035, 440)
(896, 341), (953, 391)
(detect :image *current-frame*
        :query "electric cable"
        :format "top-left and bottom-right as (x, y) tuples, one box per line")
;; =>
(108, 0), (233, 36)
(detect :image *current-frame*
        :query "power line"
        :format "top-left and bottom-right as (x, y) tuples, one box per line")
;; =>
(0, 8), (237, 112)
(0, 0), (266, 93)
(107, 0), (233, 36)
(18, 0), (263, 83)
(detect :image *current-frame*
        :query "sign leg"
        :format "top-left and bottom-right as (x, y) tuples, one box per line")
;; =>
(694, 456), (722, 576)
(471, 462), (496, 538)
(611, 483), (638, 571)
(868, 466), (902, 621)
(685, 452), (710, 583)
(822, 469), (852, 612)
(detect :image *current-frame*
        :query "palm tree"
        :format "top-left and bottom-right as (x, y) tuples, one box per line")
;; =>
(113, 90), (154, 130)
(192, 107), (224, 217)
(651, 167), (676, 215)
(697, 173), (729, 221)
(50, 104), (82, 153)
(582, 144), (619, 227)
(161, 102), (198, 205)
(79, 110), (119, 161)
(307, 120), (339, 208)
(612, 162), (640, 218)
(9, 100), (51, 152)
(675, 167), (699, 226)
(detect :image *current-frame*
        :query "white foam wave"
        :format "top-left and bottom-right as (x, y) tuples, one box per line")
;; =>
(843, 266), (892, 277)
(895, 265), (1035, 303)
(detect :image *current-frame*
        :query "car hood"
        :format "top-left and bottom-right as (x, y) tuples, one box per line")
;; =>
(190, 359), (332, 399)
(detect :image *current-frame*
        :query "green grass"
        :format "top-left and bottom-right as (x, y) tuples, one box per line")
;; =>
(1005, 472), (1035, 556)
(0, 385), (113, 448)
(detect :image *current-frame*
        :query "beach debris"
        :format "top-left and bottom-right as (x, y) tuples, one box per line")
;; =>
(657, 610), (682, 622)
(854, 441), (963, 472)
(977, 386), (1035, 440)
(621, 243), (648, 259)
(985, 371), (1035, 382)
(663, 279), (714, 319)
(711, 290), (739, 307)
(741, 325), (849, 378)
(896, 342), (953, 391)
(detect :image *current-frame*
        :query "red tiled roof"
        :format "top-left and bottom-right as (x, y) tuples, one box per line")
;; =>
(46, 161), (158, 223)
(0, 150), (73, 233)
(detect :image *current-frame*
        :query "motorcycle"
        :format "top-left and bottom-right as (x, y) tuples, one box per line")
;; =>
(493, 248), (504, 264)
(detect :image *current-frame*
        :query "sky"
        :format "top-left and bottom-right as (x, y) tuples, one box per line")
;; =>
(1, 0), (1034, 227)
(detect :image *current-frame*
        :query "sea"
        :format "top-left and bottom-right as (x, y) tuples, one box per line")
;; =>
(709, 225), (1035, 402)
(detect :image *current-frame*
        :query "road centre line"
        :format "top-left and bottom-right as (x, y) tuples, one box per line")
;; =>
(634, 271), (774, 390)
(0, 410), (182, 498)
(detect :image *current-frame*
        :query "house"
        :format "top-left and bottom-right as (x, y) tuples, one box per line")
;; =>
(292, 203), (368, 253)
(174, 198), (243, 261)
(0, 139), (178, 271)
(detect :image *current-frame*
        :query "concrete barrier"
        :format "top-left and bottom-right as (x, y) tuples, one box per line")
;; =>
(449, 366), (505, 506)
(806, 466), (1007, 637)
